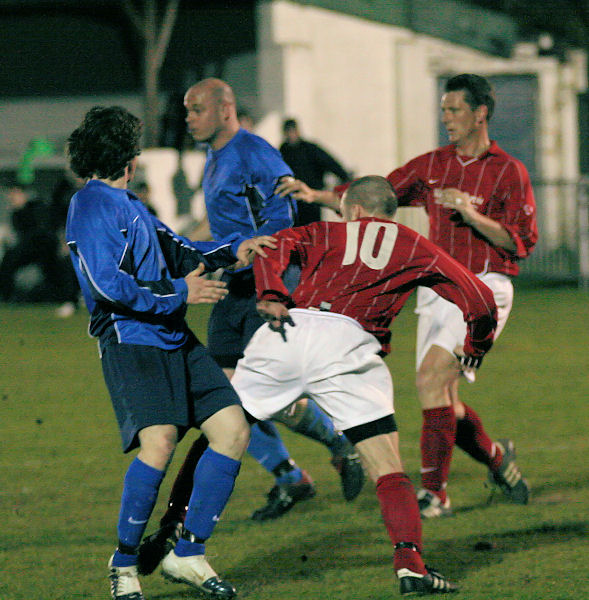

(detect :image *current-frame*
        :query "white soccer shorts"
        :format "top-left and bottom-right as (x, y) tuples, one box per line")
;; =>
(232, 309), (394, 432)
(414, 271), (514, 372)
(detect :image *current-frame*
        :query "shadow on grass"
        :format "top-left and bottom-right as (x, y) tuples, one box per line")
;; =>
(147, 520), (588, 599)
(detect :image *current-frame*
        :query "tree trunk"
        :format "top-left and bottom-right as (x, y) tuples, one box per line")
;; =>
(122, 0), (180, 147)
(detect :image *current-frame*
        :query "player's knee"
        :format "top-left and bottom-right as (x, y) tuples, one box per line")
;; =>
(416, 360), (453, 395)
(139, 426), (178, 468)
(274, 398), (307, 428)
(210, 421), (250, 460)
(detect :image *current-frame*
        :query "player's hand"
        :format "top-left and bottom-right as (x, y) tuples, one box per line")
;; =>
(185, 262), (228, 304)
(434, 187), (477, 219)
(234, 236), (277, 268)
(454, 352), (484, 370)
(257, 300), (295, 342)
(275, 177), (316, 203)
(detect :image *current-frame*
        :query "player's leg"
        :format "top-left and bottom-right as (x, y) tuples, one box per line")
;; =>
(137, 433), (207, 576)
(453, 378), (529, 504)
(160, 344), (249, 599)
(414, 291), (469, 518)
(246, 419), (317, 521)
(109, 425), (176, 600)
(0, 241), (34, 301)
(238, 297), (362, 511)
(415, 344), (460, 516)
(274, 398), (364, 502)
(101, 341), (183, 600)
(348, 424), (457, 595)
(302, 315), (456, 595)
(452, 273), (529, 504)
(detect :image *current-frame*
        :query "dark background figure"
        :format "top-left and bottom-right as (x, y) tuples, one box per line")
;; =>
(237, 108), (255, 132)
(50, 170), (83, 316)
(279, 118), (350, 225)
(0, 183), (63, 303)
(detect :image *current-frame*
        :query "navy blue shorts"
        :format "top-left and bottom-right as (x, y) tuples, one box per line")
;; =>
(207, 270), (264, 369)
(207, 266), (301, 369)
(100, 332), (241, 452)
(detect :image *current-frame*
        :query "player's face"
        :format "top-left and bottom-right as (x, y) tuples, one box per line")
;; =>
(440, 90), (483, 146)
(184, 86), (225, 146)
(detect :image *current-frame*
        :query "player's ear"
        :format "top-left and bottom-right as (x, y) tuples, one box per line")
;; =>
(351, 203), (363, 220)
(475, 105), (488, 125)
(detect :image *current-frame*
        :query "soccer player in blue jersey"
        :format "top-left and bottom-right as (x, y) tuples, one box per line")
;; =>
(66, 106), (276, 600)
(136, 78), (364, 574)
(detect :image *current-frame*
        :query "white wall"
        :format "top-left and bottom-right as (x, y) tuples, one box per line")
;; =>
(257, 1), (587, 239)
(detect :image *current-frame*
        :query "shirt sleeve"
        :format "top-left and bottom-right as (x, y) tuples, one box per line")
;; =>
(414, 234), (498, 357)
(494, 160), (538, 259)
(69, 202), (187, 316)
(253, 226), (309, 305)
(386, 156), (431, 207)
(154, 217), (242, 277)
(247, 145), (297, 236)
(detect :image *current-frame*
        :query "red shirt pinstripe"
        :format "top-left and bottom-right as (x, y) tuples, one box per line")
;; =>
(385, 142), (538, 275)
(254, 218), (497, 356)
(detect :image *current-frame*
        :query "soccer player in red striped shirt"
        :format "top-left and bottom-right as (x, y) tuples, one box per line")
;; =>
(277, 74), (537, 518)
(233, 175), (496, 595)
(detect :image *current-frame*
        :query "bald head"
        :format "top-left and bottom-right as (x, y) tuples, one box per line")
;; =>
(184, 78), (239, 149)
(341, 176), (398, 220)
(187, 78), (236, 107)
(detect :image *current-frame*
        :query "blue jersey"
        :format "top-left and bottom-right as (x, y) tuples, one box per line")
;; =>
(66, 179), (242, 350)
(203, 128), (297, 244)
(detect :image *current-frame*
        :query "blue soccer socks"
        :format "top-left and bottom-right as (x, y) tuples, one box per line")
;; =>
(113, 458), (165, 566)
(247, 421), (304, 485)
(175, 447), (241, 557)
(293, 399), (350, 456)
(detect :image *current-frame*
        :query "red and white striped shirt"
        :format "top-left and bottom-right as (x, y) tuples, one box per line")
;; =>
(254, 218), (497, 356)
(386, 142), (538, 275)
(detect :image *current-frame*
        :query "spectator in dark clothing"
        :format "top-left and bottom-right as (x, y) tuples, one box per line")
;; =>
(279, 118), (349, 225)
(50, 171), (84, 316)
(0, 184), (61, 302)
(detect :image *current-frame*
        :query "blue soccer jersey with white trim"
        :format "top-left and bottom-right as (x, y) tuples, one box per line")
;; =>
(203, 128), (297, 243)
(66, 179), (242, 349)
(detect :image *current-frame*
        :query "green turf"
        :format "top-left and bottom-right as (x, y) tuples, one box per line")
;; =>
(1, 285), (588, 599)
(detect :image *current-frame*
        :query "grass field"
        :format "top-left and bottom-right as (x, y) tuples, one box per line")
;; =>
(1, 284), (588, 599)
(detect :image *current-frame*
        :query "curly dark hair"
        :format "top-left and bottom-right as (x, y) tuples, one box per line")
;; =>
(67, 106), (143, 180)
(445, 74), (496, 121)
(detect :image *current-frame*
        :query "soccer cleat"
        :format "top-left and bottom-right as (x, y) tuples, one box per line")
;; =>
(331, 449), (365, 501)
(417, 489), (452, 519)
(251, 470), (316, 521)
(108, 555), (145, 600)
(488, 439), (530, 504)
(161, 550), (236, 598)
(398, 566), (459, 595)
(137, 520), (182, 576)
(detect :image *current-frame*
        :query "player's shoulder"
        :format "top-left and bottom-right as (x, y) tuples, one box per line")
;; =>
(236, 128), (280, 156)
(72, 182), (132, 222)
(404, 144), (453, 166)
(488, 141), (530, 173)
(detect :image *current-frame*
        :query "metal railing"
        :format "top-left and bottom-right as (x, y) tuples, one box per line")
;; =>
(519, 179), (589, 289)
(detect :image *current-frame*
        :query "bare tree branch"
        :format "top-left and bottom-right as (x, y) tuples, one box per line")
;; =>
(121, 0), (144, 38)
(155, 0), (180, 71)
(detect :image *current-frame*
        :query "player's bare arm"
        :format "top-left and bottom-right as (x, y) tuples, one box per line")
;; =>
(184, 262), (228, 304)
(275, 177), (340, 211)
(233, 235), (277, 269)
(434, 187), (517, 253)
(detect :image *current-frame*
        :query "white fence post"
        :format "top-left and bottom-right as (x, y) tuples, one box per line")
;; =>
(578, 178), (589, 290)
